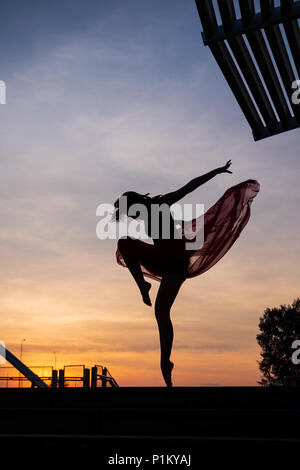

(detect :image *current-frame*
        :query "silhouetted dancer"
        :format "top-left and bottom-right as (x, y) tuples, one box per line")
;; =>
(113, 161), (260, 387)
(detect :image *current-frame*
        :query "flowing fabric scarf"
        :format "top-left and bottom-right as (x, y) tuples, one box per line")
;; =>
(116, 179), (260, 282)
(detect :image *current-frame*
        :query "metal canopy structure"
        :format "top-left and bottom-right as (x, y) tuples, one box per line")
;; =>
(195, 0), (300, 141)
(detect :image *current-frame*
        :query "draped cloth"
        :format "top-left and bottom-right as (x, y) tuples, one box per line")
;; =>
(116, 179), (260, 282)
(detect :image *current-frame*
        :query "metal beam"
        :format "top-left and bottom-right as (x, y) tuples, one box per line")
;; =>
(0, 345), (49, 388)
(281, 0), (294, 17)
(254, 115), (299, 140)
(239, 0), (255, 26)
(283, 19), (300, 78)
(260, 0), (275, 21)
(209, 41), (264, 138)
(264, 23), (300, 122)
(246, 29), (292, 125)
(217, 0), (236, 33)
(218, 0), (277, 130)
(195, 0), (218, 37)
(201, 1), (300, 45)
(226, 36), (278, 129)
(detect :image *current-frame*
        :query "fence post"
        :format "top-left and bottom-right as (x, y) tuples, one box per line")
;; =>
(102, 367), (107, 387)
(58, 369), (64, 388)
(51, 370), (58, 388)
(83, 368), (90, 388)
(91, 366), (97, 388)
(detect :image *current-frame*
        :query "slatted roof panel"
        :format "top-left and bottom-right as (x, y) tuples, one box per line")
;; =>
(195, 0), (300, 141)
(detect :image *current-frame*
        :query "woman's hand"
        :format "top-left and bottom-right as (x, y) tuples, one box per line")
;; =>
(218, 159), (232, 174)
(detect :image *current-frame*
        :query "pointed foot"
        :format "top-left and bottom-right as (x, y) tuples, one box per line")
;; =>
(161, 360), (174, 387)
(141, 281), (152, 306)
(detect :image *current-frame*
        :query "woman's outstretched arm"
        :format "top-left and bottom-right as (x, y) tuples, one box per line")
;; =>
(158, 160), (232, 206)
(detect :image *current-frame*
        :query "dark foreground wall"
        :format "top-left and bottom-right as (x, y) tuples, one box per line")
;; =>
(0, 386), (299, 465)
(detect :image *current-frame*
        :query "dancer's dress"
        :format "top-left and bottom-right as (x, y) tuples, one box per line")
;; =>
(116, 179), (260, 282)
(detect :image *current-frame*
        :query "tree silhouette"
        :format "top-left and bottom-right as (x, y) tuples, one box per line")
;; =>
(257, 298), (300, 385)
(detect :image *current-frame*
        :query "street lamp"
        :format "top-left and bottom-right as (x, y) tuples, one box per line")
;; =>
(19, 339), (26, 388)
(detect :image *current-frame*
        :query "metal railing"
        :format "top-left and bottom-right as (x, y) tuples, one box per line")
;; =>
(0, 366), (53, 388)
(0, 364), (119, 388)
(91, 365), (119, 387)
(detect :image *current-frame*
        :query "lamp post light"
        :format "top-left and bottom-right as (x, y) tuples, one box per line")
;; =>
(19, 339), (26, 388)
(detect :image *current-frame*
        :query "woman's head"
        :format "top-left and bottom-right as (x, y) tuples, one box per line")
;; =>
(113, 191), (151, 221)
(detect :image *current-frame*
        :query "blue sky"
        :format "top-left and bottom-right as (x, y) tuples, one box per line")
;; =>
(0, 0), (300, 385)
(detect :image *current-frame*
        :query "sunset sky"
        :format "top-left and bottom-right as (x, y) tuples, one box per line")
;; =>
(1, 0), (300, 386)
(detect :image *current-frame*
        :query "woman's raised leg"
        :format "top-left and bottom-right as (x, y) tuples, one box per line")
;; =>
(154, 271), (186, 387)
(117, 237), (152, 306)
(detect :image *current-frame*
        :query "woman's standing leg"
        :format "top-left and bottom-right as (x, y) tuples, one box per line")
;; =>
(154, 271), (186, 387)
